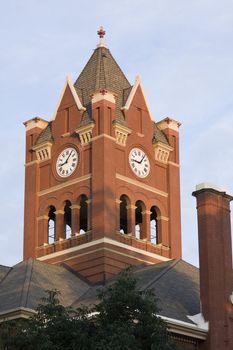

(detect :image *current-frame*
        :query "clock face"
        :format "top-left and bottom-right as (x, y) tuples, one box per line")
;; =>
(129, 148), (150, 178)
(56, 147), (78, 178)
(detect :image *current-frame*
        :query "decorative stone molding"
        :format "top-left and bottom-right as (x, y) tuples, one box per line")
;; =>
(54, 210), (65, 215)
(24, 117), (48, 132)
(91, 89), (116, 104)
(70, 204), (81, 210)
(153, 142), (173, 164)
(37, 215), (49, 221)
(75, 123), (95, 145)
(113, 123), (132, 146)
(32, 142), (53, 162)
(156, 117), (181, 132)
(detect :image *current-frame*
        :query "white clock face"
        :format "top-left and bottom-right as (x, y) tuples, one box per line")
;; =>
(129, 148), (150, 178)
(56, 147), (78, 178)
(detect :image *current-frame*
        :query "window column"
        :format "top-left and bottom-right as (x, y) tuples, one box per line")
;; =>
(141, 210), (151, 240)
(37, 215), (49, 246)
(70, 204), (80, 236)
(86, 199), (91, 231)
(127, 205), (136, 237)
(54, 210), (65, 240)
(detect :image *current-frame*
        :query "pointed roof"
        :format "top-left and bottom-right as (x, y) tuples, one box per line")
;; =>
(72, 259), (200, 325)
(0, 258), (90, 316)
(74, 46), (132, 125)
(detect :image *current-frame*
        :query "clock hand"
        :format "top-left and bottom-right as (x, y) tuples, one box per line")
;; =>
(131, 159), (141, 164)
(65, 151), (73, 163)
(60, 151), (73, 166)
(139, 154), (146, 164)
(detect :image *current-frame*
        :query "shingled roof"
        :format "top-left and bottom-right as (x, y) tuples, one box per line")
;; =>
(152, 122), (169, 145)
(72, 259), (200, 325)
(0, 258), (90, 315)
(0, 259), (200, 325)
(35, 122), (52, 145)
(74, 46), (132, 125)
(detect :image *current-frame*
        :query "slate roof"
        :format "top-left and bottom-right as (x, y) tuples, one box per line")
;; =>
(72, 259), (200, 325)
(74, 46), (132, 125)
(35, 122), (52, 146)
(0, 258), (90, 314)
(0, 265), (11, 283)
(152, 122), (169, 145)
(0, 258), (200, 326)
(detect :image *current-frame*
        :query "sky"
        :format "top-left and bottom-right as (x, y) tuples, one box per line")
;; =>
(0, 0), (233, 267)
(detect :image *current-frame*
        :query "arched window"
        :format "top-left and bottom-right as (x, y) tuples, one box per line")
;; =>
(120, 195), (128, 234)
(64, 200), (72, 239)
(135, 200), (144, 239)
(80, 195), (88, 234)
(48, 206), (56, 244)
(150, 206), (158, 244)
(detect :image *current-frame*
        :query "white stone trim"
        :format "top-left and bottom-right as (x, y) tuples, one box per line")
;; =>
(38, 174), (91, 196)
(153, 142), (173, 164)
(37, 237), (170, 262)
(25, 160), (39, 167)
(195, 182), (228, 194)
(156, 118), (181, 132)
(92, 90), (116, 104)
(122, 75), (154, 120)
(32, 142), (53, 162)
(24, 117), (48, 132)
(160, 315), (208, 340)
(113, 123), (132, 146)
(157, 216), (169, 221)
(116, 173), (168, 198)
(75, 123), (95, 145)
(0, 307), (36, 322)
(52, 76), (85, 120)
(168, 161), (180, 168)
(91, 133), (115, 142)
(187, 313), (209, 331)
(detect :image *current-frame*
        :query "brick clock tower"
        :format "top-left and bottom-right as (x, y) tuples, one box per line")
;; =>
(23, 28), (182, 284)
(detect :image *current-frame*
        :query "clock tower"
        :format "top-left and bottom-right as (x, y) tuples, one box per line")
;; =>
(23, 28), (182, 284)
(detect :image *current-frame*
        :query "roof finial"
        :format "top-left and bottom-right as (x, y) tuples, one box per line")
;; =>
(97, 26), (107, 48)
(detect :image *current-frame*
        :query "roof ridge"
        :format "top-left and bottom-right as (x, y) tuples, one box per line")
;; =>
(20, 258), (34, 308)
(95, 47), (101, 91)
(139, 259), (181, 291)
(0, 266), (12, 284)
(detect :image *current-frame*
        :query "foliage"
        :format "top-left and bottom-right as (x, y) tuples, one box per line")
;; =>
(0, 270), (183, 350)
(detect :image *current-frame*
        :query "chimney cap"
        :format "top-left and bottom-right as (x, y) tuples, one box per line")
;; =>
(196, 182), (228, 193)
(193, 182), (233, 200)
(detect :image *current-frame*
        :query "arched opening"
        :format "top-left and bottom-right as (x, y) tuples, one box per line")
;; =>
(64, 200), (72, 239)
(150, 206), (158, 244)
(80, 195), (88, 234)
(120, 195), (129, 234)
(135, 200), (144, 239)
(48, 206), (56, 244)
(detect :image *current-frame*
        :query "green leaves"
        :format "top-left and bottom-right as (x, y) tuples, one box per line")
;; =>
(0, 270), (182, 350)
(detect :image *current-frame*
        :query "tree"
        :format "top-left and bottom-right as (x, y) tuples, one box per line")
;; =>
(0, 269), (182, 350)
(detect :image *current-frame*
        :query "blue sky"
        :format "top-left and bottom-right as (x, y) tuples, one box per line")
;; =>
(0, 0), (233, 267)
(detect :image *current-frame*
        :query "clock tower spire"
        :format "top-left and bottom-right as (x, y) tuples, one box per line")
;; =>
(23, 29), (181, 283)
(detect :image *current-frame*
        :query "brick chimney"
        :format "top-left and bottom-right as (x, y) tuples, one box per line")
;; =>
(193, 183), (233, 350)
